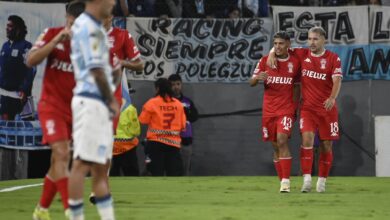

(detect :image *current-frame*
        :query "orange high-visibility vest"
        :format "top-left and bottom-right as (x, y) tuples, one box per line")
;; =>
(139, 96), (186, 148)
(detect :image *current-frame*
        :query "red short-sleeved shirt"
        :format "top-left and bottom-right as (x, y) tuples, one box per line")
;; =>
(253, 53), (301, 117)
(290, 48), (342, 113)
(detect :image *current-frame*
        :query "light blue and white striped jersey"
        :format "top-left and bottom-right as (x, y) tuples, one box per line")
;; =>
(70, 12), (114, 100)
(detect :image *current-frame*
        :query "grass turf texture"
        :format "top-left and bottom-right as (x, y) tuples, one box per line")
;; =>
(0, 177), (389, 220)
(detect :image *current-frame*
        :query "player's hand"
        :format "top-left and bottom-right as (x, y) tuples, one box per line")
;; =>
(54, 27), (71, 44)
(323, 97), (336, 111)
(18, 91), (27, 104)
(255, 72), (268, 81)
(266, 53), (277, 69)
(108, 98), (120, 118)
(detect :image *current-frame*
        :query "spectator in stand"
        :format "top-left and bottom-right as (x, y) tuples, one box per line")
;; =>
(258, 0), (270, 17)
(127, 0), (156, 17)
(323, 0), (349, 5)
(155, 0), (182, 18)
(270, 0), (309, 6)
(182, 0), (216, 18)
(238, 0), (258, 17)
(112, 0), (129, 28)
(228, 5), (241, 19)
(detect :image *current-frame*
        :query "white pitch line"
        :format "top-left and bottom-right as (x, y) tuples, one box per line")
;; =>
(0, 183), (42, 193)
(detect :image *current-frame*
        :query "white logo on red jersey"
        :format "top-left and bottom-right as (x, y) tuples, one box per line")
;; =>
(50, 58), (73, 73)
(320, 59), (327, 69)
(55, 43), (64, 51)
(304, 58), (311, 63)
(300, 118), (304, 129)
(263, 127), (269, 138)
(46, 120), (55, 135)
(266, 76), (293, 85)
(302, 69), (326, 80)
(288, 62), (293, 73)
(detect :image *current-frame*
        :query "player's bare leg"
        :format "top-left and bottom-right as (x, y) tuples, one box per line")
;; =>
(68, 160), (90, 220)
(276, 133), (291, 193)
(34, 141), (70, 220)
(91, 162), (115, 220)
(271, 143), (282, 181)
(317, 140), (333, 193)
(89, 160), (111, 205)
(301, 132), (315, 192)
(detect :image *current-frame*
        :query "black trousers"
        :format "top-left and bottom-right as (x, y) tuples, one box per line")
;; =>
(110, 147), (139, 176)
(147, 141), (183, 176)
(0, 96), (23, 120)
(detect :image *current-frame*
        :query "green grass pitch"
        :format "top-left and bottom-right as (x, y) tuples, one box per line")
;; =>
(0, 177), (389, 220)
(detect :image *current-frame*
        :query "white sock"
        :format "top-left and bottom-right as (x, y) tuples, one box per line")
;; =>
(96, 194), (115, 220)
(68, 199), (84, 220)
(318, 177), (327, 183)
(281, 178), (290, 183)
(303, 174), (312, 182)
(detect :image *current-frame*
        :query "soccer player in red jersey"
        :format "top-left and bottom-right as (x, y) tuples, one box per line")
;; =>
(268, 26), (342, 193)
(26, 1), (85, 219)
(250, 31), (301, 193)
(103, 14), (143, 129)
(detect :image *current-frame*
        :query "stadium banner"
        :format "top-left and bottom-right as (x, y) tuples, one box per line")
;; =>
(272, 5), (390, 81)
(126, 17), (273, 83)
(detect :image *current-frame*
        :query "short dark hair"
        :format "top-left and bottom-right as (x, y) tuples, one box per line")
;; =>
(66, 1), (85, 17)
(168, 74), (182, 82)
(273, 31), (290, 41)
(8, 15), (27, 40)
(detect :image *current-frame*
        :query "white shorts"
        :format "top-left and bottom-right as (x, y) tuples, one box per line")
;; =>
(71, 96), (113, 164)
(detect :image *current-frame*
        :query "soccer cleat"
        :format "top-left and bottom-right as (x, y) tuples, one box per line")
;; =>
(280, 180), (290, 193)
(301, 174), (312, 193)
(89, 192), (96, 205)
(64, 208), (70, 219)
(316, 177), (327, 193)
(33, 206), (51, 220)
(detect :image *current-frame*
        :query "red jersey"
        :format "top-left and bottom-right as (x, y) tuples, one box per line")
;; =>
(253, 54), (301, 117)
(107, 27), (140, 104)
(291, 48), (342, 113)
(33, 27), (74, 115)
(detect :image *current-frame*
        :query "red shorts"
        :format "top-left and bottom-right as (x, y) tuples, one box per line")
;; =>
(300, 109), (339, 140)
(262, 115), (294, 142)
(38, 108), (72, 145)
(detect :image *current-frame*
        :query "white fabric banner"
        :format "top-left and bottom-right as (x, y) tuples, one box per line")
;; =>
(126, 17), (273, 83)
(272, 6), (369, 46)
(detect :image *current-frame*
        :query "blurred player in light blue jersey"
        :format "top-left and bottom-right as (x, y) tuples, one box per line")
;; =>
(68, 0), (118, 220)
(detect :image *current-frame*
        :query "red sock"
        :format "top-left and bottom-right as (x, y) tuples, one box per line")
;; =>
(39, 175), (57, 208)
(300, 146), (313, 175)
(56, 177), (69, 210)
(319, 151), (333, 178)
(279, 157), (292, 179)
(273, 160), (282, 181)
